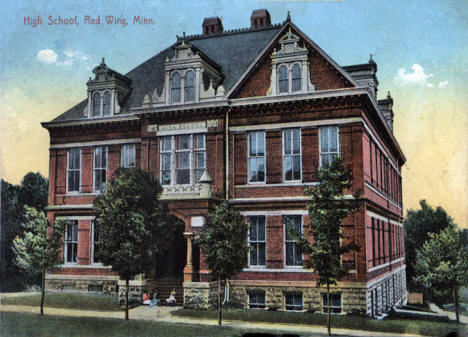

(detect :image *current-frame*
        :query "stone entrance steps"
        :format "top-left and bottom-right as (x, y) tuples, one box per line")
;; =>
(146, 276), (183, 305)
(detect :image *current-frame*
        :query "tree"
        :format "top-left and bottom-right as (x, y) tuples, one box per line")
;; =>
(414, 226), (468, 323)
(404, 200), (455, 291)
(12, 206), (67, 315)
(18, 172), (49, 214)
(93, 168), (174, 320)
(197, 201), (248, 326)
(296, 157), (359, 335)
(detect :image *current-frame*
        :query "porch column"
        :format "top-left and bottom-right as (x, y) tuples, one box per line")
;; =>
(183, 232), (194, 282)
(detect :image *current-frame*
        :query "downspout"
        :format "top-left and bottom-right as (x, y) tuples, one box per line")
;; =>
(225, 105), (232, 201)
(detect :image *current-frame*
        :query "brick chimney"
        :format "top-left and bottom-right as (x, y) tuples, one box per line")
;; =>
(250, 9), (271, 28)
(202, 17), (223, 35)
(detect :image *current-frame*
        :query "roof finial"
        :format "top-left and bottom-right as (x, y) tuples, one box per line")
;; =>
(369, 54), (375, 64)
(183, 31), (186, 38)
(286, 10), (291, 22)
(101, 57), (105, 65)
(387, 91), (391, 99)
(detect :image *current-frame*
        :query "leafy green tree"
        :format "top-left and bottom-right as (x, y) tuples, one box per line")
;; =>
(12, 206), (67, 315)
(404, 200), (455, 291)
(18, 172), (49, 214)
(93, 168), (174, 320)
(295, 157), (359, 335)
(197, 201), (248, 326)
(414, 226), (468, 323)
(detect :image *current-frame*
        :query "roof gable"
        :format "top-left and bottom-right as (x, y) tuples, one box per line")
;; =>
(229, 22), (357, 99)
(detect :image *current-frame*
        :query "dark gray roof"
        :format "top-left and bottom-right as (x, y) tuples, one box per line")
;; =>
(49, 26), (281, 123)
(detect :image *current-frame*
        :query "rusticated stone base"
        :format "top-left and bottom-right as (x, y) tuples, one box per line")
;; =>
(183, 280), (367, 314)
(183, 281), (219, 309)
(45, 276), (118, 294)
(118, 279), (147, 305)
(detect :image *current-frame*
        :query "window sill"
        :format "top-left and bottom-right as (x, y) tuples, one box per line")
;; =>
(242, 267), (312, 273)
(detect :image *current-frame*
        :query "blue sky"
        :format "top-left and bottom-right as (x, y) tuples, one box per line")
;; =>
(1, 0), (467, 226)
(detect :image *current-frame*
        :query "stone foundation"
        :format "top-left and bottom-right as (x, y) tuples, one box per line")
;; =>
(117, 279), (147, 305)
(45, 275), (119, 294)
(183, 280), (367, 314)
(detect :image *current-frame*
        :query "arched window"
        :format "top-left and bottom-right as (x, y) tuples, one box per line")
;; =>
(92, 92), (101, 117)
(184, 70), (195, 102)
(103, 91), (111, 116)
(171, 72), (181, 103)
(278, 65), (288, 94)
(292, 63), (302, 92)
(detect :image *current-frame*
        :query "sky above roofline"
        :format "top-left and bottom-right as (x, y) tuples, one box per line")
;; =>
(0, 0), (467, 227)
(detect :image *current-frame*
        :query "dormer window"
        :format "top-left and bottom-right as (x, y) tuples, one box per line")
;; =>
(171, 72), (182, 103)
(170, 70), (196, 104)
(185, 70), (195, 102)
(269, 29), (315, 96)
(91, 90), (112, 118)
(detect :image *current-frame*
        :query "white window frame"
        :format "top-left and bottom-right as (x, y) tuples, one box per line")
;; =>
(322, 293), (342, 314)
(64, 220), (78, 264)
(170, 68), (196, 104)
(121, 144), (136, 168)
(284, 215), (303, 268)
(67, 148), (81, 194)
(159, 134), (206, 186)
(285, 292), (303, 311)
(93, 146), (108, 192)
(319, 126), (340, 167)
(249, 291), (266, 309)
(193, 134), (206, 183)
(247, 131), (266, 184)
(90, 220), (102, 265)
(282, 128), (302, 182)
(247, 216), (266, 267)
(91, 90), (113, 118)
(277, 62), (303, 95)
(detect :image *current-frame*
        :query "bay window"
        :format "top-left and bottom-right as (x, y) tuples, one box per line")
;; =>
(159, 134), (206, 186)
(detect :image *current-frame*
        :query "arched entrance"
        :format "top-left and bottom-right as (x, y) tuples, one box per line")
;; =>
(147, 214), (186, 305)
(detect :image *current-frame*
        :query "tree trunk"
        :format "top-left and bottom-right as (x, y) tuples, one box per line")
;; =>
(453, 287), (460, 323)
(218, 278), (222, 326)
(40, 268), (46, 315)
(125, 278), (129, 320)
(327, 283), (331, 336)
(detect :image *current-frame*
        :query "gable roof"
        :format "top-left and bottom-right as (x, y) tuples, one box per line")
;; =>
(48, 25), (281, 123)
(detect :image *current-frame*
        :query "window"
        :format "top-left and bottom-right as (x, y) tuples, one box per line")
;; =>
(92, 92), (101, 117)
(249, 291), (266, 309)
(322, 293), (342, 314)
(67, 148), (80, 193)
(185, 70), (195, 102)
(283, 129), (301, 181)
(64, 220), (78, 264)
(176, 135), (191, 184)
(285, 293), (303, 311)
(121, 144), (136, 168)
(248, 131), (265, 183)
(319, 126), (339, 167)
(94, 147), (107, 192)
(103, 91), (111, 116)
(171, 72), (182, 103)
(292, 63), (301, 92)
(278, 65), (288, 93)
(194, 134), (206, 183)
(91, 220), (101, 264)
(371, 218), (376, 266)
(248, 216), (266, 267)
(159, 134), (206, 186)
(284, 215), (302, 267)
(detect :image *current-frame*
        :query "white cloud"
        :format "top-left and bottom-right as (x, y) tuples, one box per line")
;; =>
(394, 64), (434, 87)
(36, 49), (58, 64)
(36, 48), (90, 68)
(439, 81), (449, 88)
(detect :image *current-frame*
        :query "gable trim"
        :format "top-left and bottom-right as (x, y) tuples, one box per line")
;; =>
(226, 21), (358, 98)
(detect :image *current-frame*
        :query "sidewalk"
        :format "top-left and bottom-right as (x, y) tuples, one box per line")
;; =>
(0, 303), (430, 337)
(428, 302), (468, 324)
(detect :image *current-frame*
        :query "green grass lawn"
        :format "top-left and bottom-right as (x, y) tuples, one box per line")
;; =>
(173, 308), (465, 337)
(0, 312), (246, 337)
(1, 292), (122, 311)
